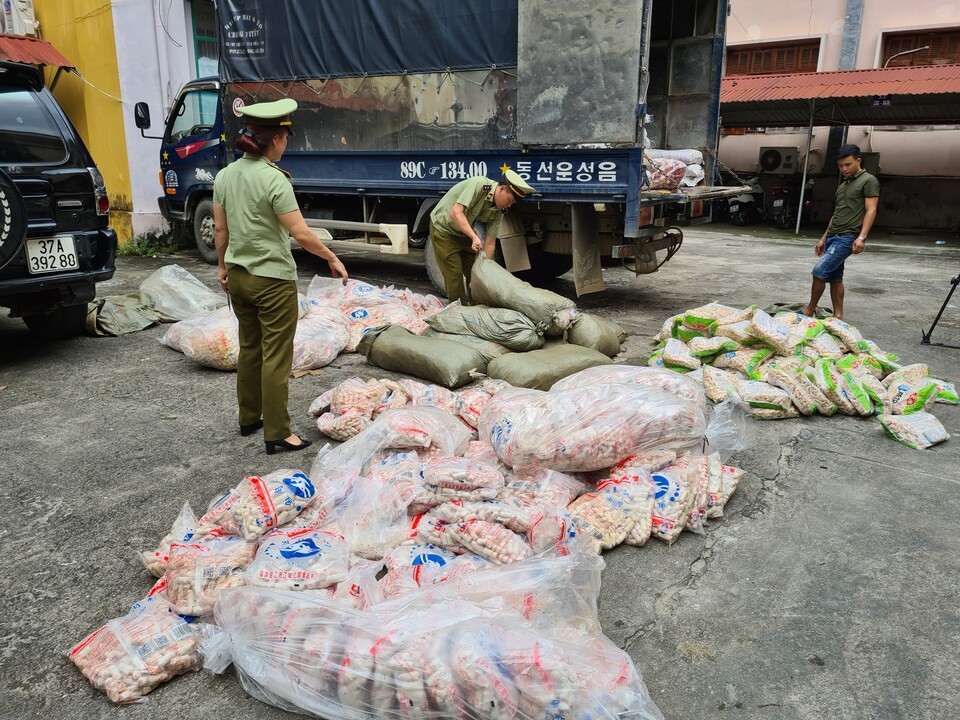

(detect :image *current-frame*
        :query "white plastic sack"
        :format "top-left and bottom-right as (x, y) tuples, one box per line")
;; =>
(139, 264), (225, 322)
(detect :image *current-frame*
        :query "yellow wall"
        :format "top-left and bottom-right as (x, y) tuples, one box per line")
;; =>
(33, 1), (133, 244)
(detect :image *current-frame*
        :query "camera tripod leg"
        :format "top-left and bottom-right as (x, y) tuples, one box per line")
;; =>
(921, 274), (960, 348)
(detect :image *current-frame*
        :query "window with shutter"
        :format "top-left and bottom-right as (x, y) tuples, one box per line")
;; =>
(725, 39), (820, 76)
(882, 28), (960, 66)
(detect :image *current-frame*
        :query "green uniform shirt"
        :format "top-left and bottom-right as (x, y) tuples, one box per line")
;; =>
(213, 153), (300, 281)
(828, 169), (880, 235)
(430, 176), (504, 241)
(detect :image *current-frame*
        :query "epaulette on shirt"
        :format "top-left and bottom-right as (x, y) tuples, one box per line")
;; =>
(268, 161), (292, 179)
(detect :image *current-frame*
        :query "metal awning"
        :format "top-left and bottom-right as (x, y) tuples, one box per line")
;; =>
(0, 33), (73, 69)
(720, 64), (960, 128)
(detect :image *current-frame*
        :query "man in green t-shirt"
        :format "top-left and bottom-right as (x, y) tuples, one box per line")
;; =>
(801, 144), (879, 321)
(429, 169), (535, 304)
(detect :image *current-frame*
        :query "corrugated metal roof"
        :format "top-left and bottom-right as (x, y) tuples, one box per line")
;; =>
(0, 33), (73, 69)
(720, 64), (960, 127)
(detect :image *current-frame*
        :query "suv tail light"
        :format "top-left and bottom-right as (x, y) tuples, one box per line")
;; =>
(88, 167), (109, 216)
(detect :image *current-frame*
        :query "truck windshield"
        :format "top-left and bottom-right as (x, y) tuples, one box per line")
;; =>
(166, 88), (218, 144)
(0, 87), (68, 164)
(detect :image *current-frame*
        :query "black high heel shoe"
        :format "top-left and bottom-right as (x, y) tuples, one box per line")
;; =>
(240, 419), (263, 436)
(265, 437), (313, 455)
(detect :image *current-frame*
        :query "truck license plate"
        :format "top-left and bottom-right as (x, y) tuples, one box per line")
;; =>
(773, 199), (784, 208)
(26, 236), (79, 274)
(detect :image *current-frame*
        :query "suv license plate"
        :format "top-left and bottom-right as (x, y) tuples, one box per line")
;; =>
(26, 236), (79, 274)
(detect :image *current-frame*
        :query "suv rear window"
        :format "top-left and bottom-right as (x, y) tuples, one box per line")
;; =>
(0, 86), (68, 164)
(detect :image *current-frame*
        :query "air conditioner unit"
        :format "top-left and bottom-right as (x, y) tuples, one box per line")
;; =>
(2, 0), (38, 37)
(758, 146), (800, 174)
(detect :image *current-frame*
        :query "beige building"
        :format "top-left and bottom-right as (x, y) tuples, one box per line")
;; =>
(719, 0), (960, 230)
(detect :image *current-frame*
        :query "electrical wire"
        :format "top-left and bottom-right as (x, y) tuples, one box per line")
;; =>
(66, 68), (128, 106)
(729, 6), (755, 40)
(155, 0), (183, 49)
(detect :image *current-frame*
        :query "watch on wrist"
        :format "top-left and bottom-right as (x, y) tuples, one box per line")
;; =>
(857, 235), (866, 241)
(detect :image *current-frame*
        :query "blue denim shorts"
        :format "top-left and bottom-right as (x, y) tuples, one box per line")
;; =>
(812, 233), (855, 282)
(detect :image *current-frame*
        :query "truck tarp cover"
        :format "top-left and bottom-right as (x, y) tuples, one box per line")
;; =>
(216, 0), (519, 82)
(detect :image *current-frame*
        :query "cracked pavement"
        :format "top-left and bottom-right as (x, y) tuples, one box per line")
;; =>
(1, 224), (957, 719)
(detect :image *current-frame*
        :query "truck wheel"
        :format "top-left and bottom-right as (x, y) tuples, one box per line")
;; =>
(192, 198), (217, 264)
(23, 304), (88, 339)
(0, 170), (27, 272)
(423, 236), (450, 298)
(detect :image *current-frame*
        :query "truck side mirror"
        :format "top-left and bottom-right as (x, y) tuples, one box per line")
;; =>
(134, 102), (151, 129)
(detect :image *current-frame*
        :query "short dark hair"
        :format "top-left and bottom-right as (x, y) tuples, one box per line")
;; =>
(837, 143), (862, 160)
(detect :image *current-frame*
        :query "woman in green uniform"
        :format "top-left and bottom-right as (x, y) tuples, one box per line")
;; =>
(213, 98), (348, 455)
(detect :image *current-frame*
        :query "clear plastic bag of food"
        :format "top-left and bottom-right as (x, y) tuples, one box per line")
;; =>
(245, 527), (349, 590)
(809, 332), (845, 360)
(165, 536), (257, 616)
(707, 458), (743, 519)
(747, 308), (794, 354)
(504, 467), (593, 509)
(211, 585), (664, 720)
(822, 317), (869, 352)
(881, 363), (931, 389)
(68, 596), (200, 703)
(292, 303), (351, 371)
(879, 412), (949, 449)
(933, 378), (959, 404)
(712, 346), (775, 380)
(663, 338), (701, 370)
(178, 306), (239, 370)
(688, 335), (739, 358)
(650, 457), (709, 543)
(140, 502), (198, 578)
(568, 472), (654, 551)
(549, 364), (707, 410)
(735, 379), (793, 412)
(702, 365), (741, 404)
(309, 407), (472, 529)
(887, 378), (939, 415)
(479, 384), (706, 472)
(199, 470), (318, 540)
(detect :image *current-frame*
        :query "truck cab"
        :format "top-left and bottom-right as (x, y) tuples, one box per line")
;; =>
(149, 77), (224, 263)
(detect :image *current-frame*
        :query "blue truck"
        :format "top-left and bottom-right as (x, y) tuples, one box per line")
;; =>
(135, 0), (738, 295)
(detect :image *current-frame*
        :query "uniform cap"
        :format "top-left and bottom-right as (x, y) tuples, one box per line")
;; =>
(502, 168), (536, 199)
(238, 98), (298, 135)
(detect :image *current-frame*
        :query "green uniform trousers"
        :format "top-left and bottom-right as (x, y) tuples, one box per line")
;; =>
(430, 221), (477, 305)
(227, 265), (299, 442)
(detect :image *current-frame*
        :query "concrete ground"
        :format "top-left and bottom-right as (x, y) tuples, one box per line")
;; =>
(1, 223), (958, 720)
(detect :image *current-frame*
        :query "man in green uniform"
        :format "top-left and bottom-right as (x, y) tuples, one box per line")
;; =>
(429, 169), (535, 303)
(802, 144), (879, 321)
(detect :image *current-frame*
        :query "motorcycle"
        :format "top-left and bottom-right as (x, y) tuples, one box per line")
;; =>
(727, 176), (766, 226)
(771, 177), (815, 230)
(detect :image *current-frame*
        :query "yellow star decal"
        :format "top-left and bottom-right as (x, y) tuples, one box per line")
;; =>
(162, 151), (169, 161)
(499, 162), (510, 174)
(221, 133), (226, 141)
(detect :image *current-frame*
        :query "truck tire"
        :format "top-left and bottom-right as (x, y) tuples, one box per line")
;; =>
(23, 303), (88, 339)
(192, 198), (217, 264)
(0, 170), (27, 272)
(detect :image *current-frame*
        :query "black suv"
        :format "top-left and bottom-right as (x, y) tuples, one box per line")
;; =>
(0, 60), (117, 338)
